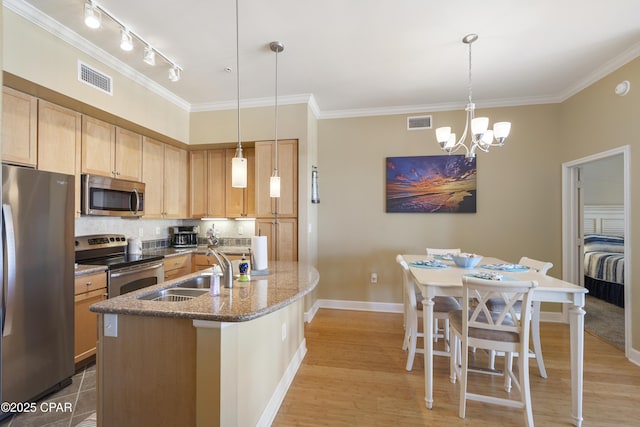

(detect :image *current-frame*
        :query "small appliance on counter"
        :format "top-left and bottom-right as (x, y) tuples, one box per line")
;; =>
(170, 226), (199, 248)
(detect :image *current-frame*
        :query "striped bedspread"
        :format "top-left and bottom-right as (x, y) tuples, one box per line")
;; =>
(583, 234), (624, 285)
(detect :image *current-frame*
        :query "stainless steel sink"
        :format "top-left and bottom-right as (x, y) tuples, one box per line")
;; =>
(138, 287), (209, 302)
(175, 275), (211, 289)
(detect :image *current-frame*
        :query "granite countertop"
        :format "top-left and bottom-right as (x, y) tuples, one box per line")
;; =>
(146, 245), (251, 258)
(90, 261), (319, 322)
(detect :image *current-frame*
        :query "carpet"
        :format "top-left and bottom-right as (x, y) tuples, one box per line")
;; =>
(584, 295), (625, 349)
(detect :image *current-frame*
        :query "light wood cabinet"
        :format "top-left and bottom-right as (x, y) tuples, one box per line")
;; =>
(189, 148), (253, 218)
(1, 87), (37, 166)
(193, 253), (216, 271)
(37, 100), (82, 215)
(189, 149), (225, 218)
(255, 218), (298, 261)
(225, 148), (255, 218)
(255, 140), (297, 217)
(74, 271), (107, 365)
(81, 116), (142, 181)
(164, 254), (192, 281)
(143, 137), (188, 218)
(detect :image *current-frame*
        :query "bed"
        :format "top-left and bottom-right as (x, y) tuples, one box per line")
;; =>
(583, 205), (625, 308)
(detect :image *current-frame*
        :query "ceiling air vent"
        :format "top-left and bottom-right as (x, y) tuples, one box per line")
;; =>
(78, 61), (113, 95)
(407, 115), (432, 130)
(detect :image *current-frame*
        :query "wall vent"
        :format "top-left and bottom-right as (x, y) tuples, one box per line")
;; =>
(407, 115), (432, 130)
(78, 61), (113, 95)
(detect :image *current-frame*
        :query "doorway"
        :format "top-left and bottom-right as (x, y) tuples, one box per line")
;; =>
(562, 146), (631, 357)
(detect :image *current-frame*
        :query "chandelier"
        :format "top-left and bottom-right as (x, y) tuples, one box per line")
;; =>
(435, 34), (511, 158)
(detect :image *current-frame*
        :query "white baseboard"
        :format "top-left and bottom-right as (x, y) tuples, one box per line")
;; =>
(256, 338), (308, 427)
(628, 345), (640, 366)
(316, 299), (403, 313)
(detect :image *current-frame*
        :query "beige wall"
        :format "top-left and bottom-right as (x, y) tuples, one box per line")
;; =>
(316, 106), (563, 304)
(3, 9), (189, 142)
(559, 56), (639, 348)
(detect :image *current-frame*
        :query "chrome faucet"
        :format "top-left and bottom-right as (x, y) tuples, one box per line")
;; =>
(205, 248), (234, 288)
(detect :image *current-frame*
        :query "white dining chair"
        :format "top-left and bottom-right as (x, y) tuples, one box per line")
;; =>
(486, 256), (553, 378)
(396, 255), (461, 371)
(449, 275), (538, 427)
(425, 247), (461, 341)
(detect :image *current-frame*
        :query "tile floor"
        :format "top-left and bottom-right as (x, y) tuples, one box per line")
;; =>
(0, 363), (96, 427)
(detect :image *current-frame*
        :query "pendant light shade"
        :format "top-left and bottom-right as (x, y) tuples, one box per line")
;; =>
(232, 155), (247, 188)
(270, 176), (281, 198)
(269, 41), (284, 198)
(231, 0), (247, 188)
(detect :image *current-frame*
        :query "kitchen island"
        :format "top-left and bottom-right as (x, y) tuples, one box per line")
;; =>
(90, 261), (319, 427)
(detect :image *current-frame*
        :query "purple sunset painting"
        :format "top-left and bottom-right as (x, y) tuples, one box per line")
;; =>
(385, 155), (477, 213)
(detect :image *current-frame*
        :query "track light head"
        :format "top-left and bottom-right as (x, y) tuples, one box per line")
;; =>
(143, 46), (156, 66)
(120, 28), (133, 51)
(84, 1), (101, 29)
(168, 65), (181, 82)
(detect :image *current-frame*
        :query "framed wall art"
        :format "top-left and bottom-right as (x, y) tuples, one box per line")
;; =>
(385, 155), (476, 213)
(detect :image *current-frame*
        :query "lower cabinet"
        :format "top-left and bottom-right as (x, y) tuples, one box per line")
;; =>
(255, 218), (298, 261)
(193, 253), (215, 272)
(164, 254), (192, 281)
(74, 271), (107, 365)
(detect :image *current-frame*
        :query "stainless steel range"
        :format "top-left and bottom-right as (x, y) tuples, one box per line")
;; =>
(75, 234), (164, 298)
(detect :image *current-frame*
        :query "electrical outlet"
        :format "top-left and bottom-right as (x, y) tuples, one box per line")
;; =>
(155, 227), (161, 235)
(281, 322), (287, 341)
(104, 314), (118, 337)
(370, 272), (378, 284)
(138, 227), (144, 237)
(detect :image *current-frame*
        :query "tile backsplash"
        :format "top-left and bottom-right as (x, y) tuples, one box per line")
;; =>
(74, 217), (255, 245)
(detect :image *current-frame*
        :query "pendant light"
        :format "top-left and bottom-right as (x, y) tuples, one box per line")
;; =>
(231, 0), (247, 188)
(269, 41), (284, 198)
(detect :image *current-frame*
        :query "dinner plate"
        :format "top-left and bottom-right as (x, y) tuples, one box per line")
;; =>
(410, 260), (449, 269)
(464, 272), (516, 281)
(479, 263), (529, 272)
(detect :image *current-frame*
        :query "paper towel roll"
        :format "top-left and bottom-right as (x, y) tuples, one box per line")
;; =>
(251, 236), (268, 271)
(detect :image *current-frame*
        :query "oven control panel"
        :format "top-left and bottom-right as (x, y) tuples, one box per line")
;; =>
(75, 234), (127, 252)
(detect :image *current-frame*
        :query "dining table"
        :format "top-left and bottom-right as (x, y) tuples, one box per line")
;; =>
(403, 254), (588, 427)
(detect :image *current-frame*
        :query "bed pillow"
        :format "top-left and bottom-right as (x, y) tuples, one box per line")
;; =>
(584, 234), (624, 253)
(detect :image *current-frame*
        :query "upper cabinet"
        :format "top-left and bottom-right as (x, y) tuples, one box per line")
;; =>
(37, 100), (82, 216)
(189, 148), (254, 219)
(1, 87), (37, 167)
(225, 147), (255, 218)
(81, 116), (142, 182)
(143, 137), (187, 218)
(255, 140), (297, 218)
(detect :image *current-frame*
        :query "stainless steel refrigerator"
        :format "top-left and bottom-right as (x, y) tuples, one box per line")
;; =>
(1, 165), (75, 419)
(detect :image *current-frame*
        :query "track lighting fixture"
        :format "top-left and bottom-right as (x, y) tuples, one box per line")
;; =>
(143, 46), (156, 66)
(168, 65), (181, 82)
(83, 1), (101, 29)
(120, 28), (133, 51)
(82, 1), (182, 82)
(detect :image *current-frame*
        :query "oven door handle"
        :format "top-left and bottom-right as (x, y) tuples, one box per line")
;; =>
(110, 262), (164, 279)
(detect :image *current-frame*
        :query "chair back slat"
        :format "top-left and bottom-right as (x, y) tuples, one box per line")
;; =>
(463, 276), (538, 336)
(396, 255), (418, 310)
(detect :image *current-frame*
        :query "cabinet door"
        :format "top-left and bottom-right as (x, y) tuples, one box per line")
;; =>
(254, 140), (297, 217)
(189, 150), (208, 218)
(75, 287), (107, 364)
(1, 87), (37, 166)
(255, 142), (274, 217)
(255, 218), (297, 261)
(82, 116), (115, 177)
(115, 127), (143, 181)
(37, 100), (81, 215)
(275, 140), (298, 217)
(225, 147), (255, 217)
(164, 144), (188, 218)
(207, 149), (226, 218)
(142, 137), (165, 218)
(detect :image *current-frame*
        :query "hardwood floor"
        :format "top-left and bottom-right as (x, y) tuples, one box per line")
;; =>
(273, 309), (639, 426)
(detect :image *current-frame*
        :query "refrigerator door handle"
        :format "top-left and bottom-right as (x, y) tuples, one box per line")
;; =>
(1, 203), (16, 337)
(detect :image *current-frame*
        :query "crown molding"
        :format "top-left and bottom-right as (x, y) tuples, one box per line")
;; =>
(190, 93), (315, 113)
(4, 0), (191, 111)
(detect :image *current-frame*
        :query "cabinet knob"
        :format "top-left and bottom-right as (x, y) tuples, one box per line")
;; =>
(85, 281), (93, 286)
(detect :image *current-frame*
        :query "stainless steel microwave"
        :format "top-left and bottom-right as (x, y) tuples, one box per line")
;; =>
(81, 174), (145, 217)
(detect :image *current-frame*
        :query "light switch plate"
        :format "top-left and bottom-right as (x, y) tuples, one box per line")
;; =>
(104, 314), (118, 337)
